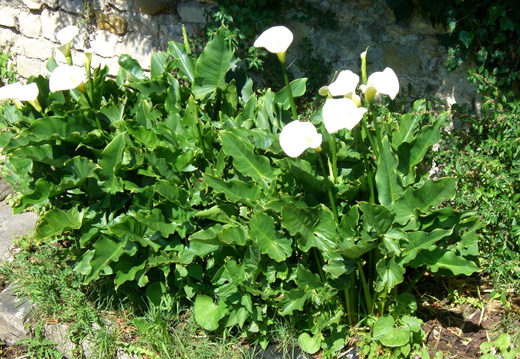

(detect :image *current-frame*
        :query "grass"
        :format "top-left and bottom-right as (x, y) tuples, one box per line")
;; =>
(0, 238), (262, 359)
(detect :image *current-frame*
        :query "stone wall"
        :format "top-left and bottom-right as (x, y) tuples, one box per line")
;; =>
(0, 0), (209, 77)
(0, 0), (477, 107)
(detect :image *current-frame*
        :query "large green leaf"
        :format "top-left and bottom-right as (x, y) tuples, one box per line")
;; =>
(412, 177), (457, 212)
(150, 51), (169, 78)
(203, 174), (262, 206)
(359, 202), (394, 235)
(35, 207), (83, 241)
(192, 27), (234, 99)
(376, 257), (405, 292)
(376, 136), (403, 208)
(410, 249), (480, 275)
(194, 295), (226, 331)
(118, 54), (146, 80)
(220, 131), (276, 188)
(274, 78), (308, 110)
(409, 113), (448, 166)
(167, 41), (195, 83)
(249, 212), (292, 262)
(281, 203), (338, 252)
(96, 132), (127, 193)
(78, 235), (138, 283)
(399, 228), (453, 264)
(373, 315), (410, 347)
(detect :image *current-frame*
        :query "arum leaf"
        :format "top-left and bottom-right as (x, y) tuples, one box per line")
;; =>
(220, 131), (276, 188)
(376, 136), (403, 208)
(194, 295), (226, 331)
(298, 332), (322, 354)
(359, 202), (394, 235)
(193, 27), (234, 99)
(281, 203), (337, 252)
(409, 113), (448, 166)
(150, 51), (169, 78)
(81, 236), (138, 283)
(203, 174), (262, 206)
(412, 178), (457, 212)
(373, 316), (410, 347)
(249, 212), (292, 262)
(118, 54), (146, 80)
(96, 132), (127, 194)
(274, 78), (307, 110)
(399, 228), (453, 264)
(35, 207), (82, 241)
(168, 41), (195, 83)
(411, 249), (480, 275)
(376, 257), (405, 292)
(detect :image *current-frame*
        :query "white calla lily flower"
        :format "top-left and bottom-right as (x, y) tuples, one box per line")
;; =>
(280, 120), (322, 157)
(327, 70), (360, 97)
(322, 98), (368, 134)
(49, 65), (86, 92)
(56, 25), (79, 64)
(56, 25), (79, 45)
(360, 67), (399, 102)
(254, 26), (293, 63)
(0, 82), (39, 102)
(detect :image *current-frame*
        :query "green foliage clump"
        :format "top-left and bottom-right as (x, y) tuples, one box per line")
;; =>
(435, 71), (520, 285)
(0, 43), (17, 86)
(0, 24), (481, 357)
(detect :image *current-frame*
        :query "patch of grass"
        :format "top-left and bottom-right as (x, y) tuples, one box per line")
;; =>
(0, 238), (259, 358)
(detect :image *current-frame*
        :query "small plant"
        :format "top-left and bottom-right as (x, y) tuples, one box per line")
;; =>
(0, 43), (17, 86)
(480, 334), (519, 359)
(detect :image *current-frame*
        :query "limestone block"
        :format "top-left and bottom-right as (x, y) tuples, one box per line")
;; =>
(43, 0), (59, 8)
(91, 54), (120, 76)
(13, 36), (53, 60)
(22, 0), (43, 10)
(0, 284), (34, 346)
(15, 55), (45, 78)
(0, 27), (18, 44)
(19, 12), (42, 38)
(95, 11), (128, 35)
(41, 8), (76, 40)
(59, 0), (85, 14)
(90, 31), (120, 58)
(117, 33), (155, 70)
(111, 0), (133, 11)
(177, 1), (207, 23)
(0, 7), (19, 28)
(135, 0), (175, 15)
(128, 13), (159, 37)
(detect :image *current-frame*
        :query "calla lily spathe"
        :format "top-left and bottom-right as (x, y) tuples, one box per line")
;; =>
(56, 25), (79, 64)
(327, 70), (359, 97)
(254, 26), (293, 63)
(49, 65), (86, 92)
(0, 82), (39, 102)
(322, 98), (368, 134)
(280, 120), (322, 157)
(360, 67), (399, 103)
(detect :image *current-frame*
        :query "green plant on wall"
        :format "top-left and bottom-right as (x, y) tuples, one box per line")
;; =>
(0, 23), (481, 357)
(0, 43), (17, 86)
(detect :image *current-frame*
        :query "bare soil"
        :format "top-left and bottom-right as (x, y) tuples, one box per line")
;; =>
(416, 275), (520, 358)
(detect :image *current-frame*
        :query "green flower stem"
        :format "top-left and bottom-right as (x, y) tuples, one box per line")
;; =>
(329, 136), (338, 182)
(371, 109), (383, 154)
(344, 288), (354, 327)
(280, 61), (298, 122)
(357, 125), (376, 204)
(312, 248), (326, 283)
(360, 116), (379, 159)
(357, 261), (373, 315)
(317, 152), (339, 223)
